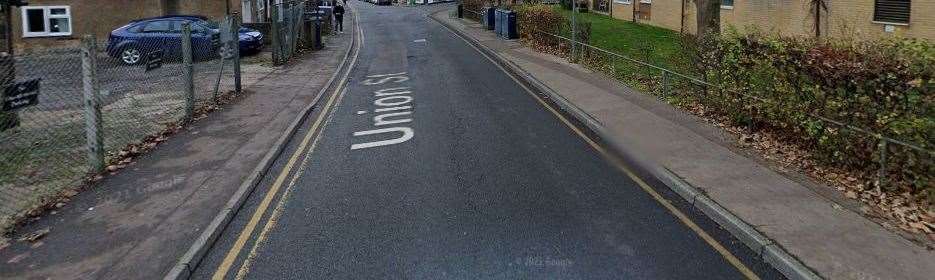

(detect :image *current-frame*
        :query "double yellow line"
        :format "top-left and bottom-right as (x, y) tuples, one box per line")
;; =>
(442, 19), (761, 280)
(210, 7), (364, 280)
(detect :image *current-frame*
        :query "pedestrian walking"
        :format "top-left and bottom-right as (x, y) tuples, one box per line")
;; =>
(334, 4), (345, 33)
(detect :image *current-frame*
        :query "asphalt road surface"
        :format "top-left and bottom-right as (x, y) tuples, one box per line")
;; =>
(192, 3), (785, 279)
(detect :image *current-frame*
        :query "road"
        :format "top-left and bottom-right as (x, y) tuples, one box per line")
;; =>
(192, 2), (785, 279)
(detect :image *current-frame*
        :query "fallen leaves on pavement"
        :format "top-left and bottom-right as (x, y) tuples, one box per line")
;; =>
(683, 102), (935, 246)
(16, 228), (49, 243)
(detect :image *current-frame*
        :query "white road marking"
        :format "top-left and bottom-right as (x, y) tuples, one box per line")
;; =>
(365, 72), (407, 78)
(375, 106), (411, 112)
(351, 127), (415, 150)
(374, 96), (412, 107)
(352, 72), (416, 150)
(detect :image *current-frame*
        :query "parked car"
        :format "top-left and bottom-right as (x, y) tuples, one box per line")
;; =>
(365, 0), (392, 5)
(106, 15), (264, 65)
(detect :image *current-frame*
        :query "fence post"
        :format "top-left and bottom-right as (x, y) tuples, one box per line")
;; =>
(182, 22), (195, 121)
(271, 5), (282, 65)
(233, 13), (242, 93)
(81, 35), (105, 173)
(747, 93), (755, 133)
(0, 54), (19, 131)
(661, 70), (669, 97)
(571, 0), (577, 61)
(878, 138), (888, 192)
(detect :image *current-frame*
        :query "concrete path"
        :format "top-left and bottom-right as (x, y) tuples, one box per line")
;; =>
(434, 8), (935, 280)
(0, 31), (353, 279)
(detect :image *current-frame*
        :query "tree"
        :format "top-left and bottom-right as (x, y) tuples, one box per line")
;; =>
(694, 0), (721, 39)
(809, 0), (829, 38)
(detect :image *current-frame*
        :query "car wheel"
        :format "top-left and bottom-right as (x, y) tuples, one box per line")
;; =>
(120, 47), (142, 65)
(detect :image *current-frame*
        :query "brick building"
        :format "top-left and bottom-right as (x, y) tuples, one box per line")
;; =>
(600, 0), (932, 40)
(10, 0), (238, 53)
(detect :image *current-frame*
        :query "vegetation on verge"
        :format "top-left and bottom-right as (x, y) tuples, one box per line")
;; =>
(500, 4), (934, 235)
(698, 31), (933, 194)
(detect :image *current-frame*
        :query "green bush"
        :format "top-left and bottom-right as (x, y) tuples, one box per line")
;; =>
(559, 0), (589, 12)
(514, 4), (590, 56)
(462, 0), (492, 12)
(698, 31), (934, 196)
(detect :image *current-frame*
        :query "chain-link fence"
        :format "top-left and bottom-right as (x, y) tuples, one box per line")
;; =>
(0, 16), (244, 229)
(268, 0), (331, 65)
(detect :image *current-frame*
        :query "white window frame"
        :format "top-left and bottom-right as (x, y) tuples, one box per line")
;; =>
(721, 0), (735, 9)
(614, 0), (632, 4)
(21, 6), (72, 38)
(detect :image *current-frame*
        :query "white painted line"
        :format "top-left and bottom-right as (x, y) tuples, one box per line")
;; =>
(365, 72), (407, 78)
(375, 106), (412, 112)
(351, 127), (414, 150)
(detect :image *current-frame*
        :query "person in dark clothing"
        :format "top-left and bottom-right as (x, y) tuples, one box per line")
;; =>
(333, 4), (345, 33)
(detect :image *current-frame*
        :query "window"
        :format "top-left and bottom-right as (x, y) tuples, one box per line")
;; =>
(141, 20), (173, 33)
(21, 6), (71, 37)
(127, 23), (144, 33)
(722, 0), (734, 8)
(188, 22), (210, 34)
(874, 0), (911, 24)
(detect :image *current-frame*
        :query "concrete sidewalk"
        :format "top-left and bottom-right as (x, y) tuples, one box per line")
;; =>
(0, 33), (354, 279)
(435, 12), (935, 280)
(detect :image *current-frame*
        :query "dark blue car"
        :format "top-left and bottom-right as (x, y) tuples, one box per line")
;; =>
(106, 15), (263, 65)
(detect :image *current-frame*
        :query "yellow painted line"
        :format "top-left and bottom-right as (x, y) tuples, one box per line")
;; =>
(234, 85), (357, 280)
(524, 72), (761, 280)
(210, 80), (342, 280)
(212, 6), (364, 280)
(233, 86), (350, 280)
(446, 23), (761, 280)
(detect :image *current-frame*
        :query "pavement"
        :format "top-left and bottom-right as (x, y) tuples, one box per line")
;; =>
(0, 28), (354, 279)
(190, 2), (784, 279)
(433, 5), (935, 280)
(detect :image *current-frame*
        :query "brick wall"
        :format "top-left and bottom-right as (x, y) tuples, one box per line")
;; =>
(609, 0), (934, 40)
(12, 0), (163, 52)
(827, 0), (935, 39)
(11, 0), (239, 53)
(611, 1), (634, 21)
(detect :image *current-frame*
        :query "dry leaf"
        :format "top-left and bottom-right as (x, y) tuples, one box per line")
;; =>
(17, 228), (49, 243)
(845, 191), (858, 199)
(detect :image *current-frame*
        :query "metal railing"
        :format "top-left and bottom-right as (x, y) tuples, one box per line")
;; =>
(464, 8), (484, 21)
(460, 12), (932, 190)
(548, 29), (932, 188)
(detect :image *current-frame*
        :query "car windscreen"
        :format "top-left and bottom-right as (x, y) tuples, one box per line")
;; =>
(199, 20), (219, 30)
